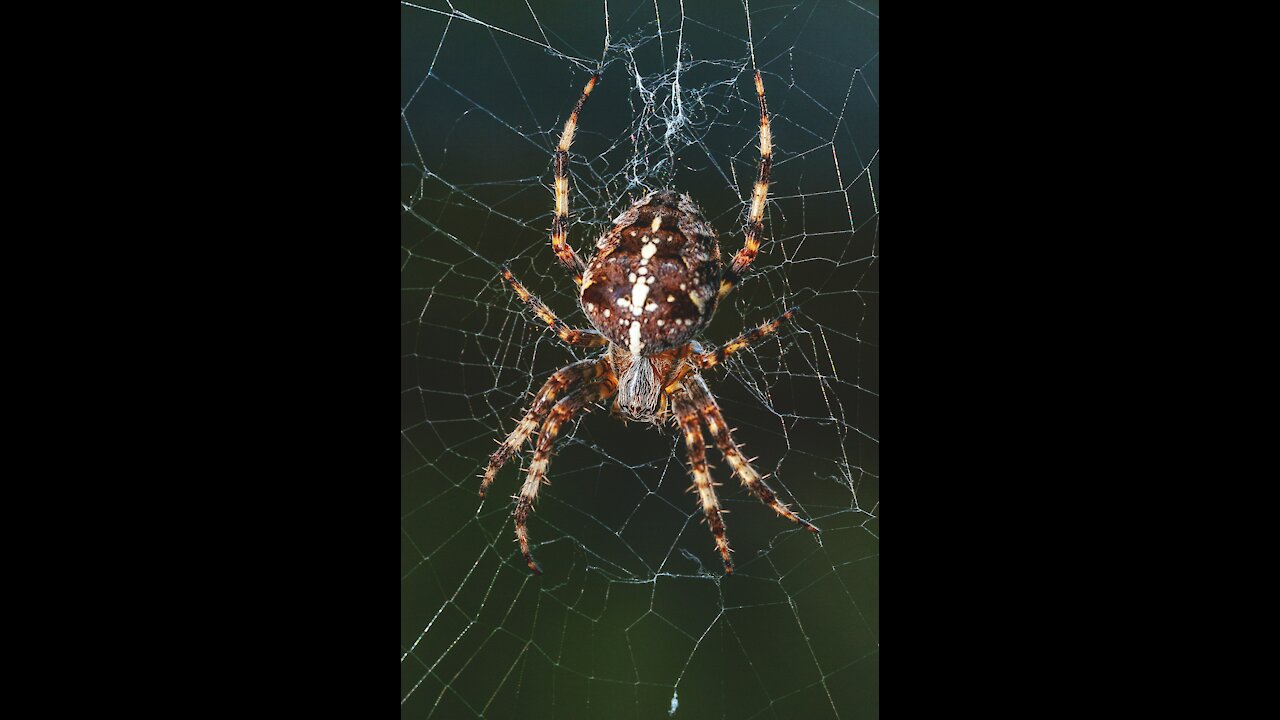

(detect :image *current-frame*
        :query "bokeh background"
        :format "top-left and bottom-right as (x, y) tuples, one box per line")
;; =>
(402, 1), (878, 716)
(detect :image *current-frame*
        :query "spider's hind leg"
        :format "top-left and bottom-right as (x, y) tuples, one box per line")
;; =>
(549, 74), (599, 285)
(685, 374), (819, 533)
(718, 70), (774, 301)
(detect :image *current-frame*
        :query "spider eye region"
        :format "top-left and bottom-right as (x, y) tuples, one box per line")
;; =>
(581, 200), (720, 355)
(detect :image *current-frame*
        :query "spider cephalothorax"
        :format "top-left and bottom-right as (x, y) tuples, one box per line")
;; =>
(481, 70), (818, 575)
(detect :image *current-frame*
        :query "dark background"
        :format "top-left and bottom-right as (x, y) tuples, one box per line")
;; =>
(403, 1), (878, 717)
(117, 1), (1120, 715)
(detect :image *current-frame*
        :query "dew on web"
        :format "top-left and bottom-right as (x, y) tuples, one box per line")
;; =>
(403, 0), (878, 716)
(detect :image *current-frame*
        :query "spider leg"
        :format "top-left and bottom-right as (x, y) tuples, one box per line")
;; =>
(550, 74), (599, 285)
(695, 307), (796, 372)
(514, 376), (618, 574)
(480, 357), (611, 498)
(718, 70), (773, 301)
(501, 266), (607, 348)
(663, 309), (796, 393)
(685, 374), (819, 533)
(671, 389), (734, 574)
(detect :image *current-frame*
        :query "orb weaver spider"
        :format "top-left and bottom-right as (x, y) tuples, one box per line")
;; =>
(482, 70), (818, 575)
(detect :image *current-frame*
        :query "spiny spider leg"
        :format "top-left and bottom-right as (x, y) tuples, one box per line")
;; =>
(550, 74), (599, 285)
(664, 308), (797, 393)
(514, 377), (618, 575)
(672, 389), (734, 574)
(685, 374), (819, 533)
(480, 358), (610, 498)
(719, 70), (773, 300)
(501, 266), (607, 348)
(695, 307), (795, 371)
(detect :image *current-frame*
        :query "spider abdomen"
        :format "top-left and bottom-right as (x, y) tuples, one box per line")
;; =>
(580, 191), (721, 355)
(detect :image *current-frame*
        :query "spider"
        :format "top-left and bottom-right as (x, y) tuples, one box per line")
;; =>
(481, 70), (818, 575)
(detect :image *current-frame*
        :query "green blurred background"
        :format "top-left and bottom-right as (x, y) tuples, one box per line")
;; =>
(402, 1), (878, 716)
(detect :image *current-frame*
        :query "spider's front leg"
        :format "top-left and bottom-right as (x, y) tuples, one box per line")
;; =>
(480, 357), (610, 498)
(513, 376), (617, 574)
(685, 375), (819, 533)
(671, 390), (734, 574)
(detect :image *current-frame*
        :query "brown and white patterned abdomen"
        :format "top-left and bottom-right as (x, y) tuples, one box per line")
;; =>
(580, 191), (721, 355)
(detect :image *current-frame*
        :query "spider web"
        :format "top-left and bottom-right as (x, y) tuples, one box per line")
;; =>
(402, 1), (878, 716)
